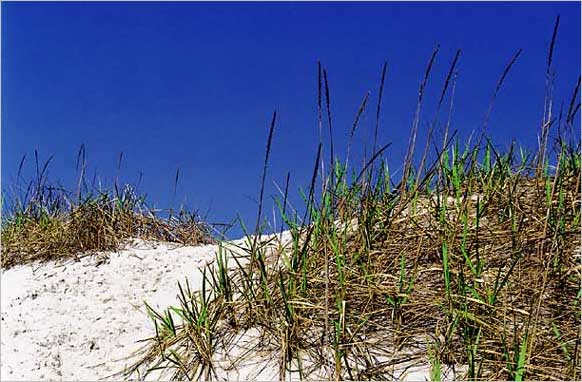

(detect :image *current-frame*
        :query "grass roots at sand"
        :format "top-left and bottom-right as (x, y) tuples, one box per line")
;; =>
(129, 135), (580, 381)
(128, 48), (581, 381)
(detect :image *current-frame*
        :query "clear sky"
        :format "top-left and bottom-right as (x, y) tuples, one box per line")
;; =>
(2, 2), (580, 237)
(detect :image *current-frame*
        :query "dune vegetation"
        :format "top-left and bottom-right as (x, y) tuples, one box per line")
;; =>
(125, 35), (580, 382)
(1, 146), (213, 269)
(2, 19), (580, 382)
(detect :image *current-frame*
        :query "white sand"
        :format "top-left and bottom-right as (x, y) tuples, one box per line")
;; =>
(1, 233), (451, 381)
(1, 239), (217, 381)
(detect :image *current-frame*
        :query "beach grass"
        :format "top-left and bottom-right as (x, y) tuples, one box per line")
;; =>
(128, 133), (580, 380)
(1, 17), (580, 382)
(1, 148), (214, 268)
(125, 36), (581, 381)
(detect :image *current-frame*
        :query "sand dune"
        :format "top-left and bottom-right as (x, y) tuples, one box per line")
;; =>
(1, 233), (448, 381)
(1, 239), (217, 381)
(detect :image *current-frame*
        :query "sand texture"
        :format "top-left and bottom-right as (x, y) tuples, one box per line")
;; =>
(1, 239), (216, 381)
(1, 233), (446, 381)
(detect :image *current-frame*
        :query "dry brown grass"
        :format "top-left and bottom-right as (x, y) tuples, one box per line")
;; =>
(124, 132), (580, 381)
(125, 39), (581, 378)
(1, 183), (213, 268)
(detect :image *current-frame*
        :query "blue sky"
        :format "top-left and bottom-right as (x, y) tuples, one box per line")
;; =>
(2, 2), (580, 237)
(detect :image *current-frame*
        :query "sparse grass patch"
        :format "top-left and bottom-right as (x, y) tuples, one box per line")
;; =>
(1, 155), (214, 268)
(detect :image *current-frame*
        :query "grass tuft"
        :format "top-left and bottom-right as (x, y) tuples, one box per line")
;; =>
(127, 51), (581, 380)
(1, 157), (214, 268)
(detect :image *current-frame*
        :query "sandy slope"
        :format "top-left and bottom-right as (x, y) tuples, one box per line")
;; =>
(1, 233), (445, 381)
(1, 239), (217, 381)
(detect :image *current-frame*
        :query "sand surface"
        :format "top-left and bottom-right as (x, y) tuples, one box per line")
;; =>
(1, 239), (218, 381)
(1, 234), (446, 381)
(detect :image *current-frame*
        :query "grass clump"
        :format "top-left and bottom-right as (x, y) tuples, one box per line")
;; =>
(126, 35), (581, 381)
(129, 135), (580, 380)
(1, 151), (213, 268)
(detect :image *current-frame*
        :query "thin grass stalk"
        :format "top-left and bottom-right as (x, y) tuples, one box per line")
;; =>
(481, 48), (523, 138)
(565, 76), (581, 128)
(372, 61), (388, 156)
(252, 111), (277, 253)
(538, 16), (560, 174)
(402, 45), (440, 194)
(418, 50), (461, 187)
(354, 143), (392, 185)
(323, 68), (336, 214)
(317, 61), (324, 145)
(75, 144), (87, 202)
(345, 92), (370, 174)
(280, 172), (291, 232)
